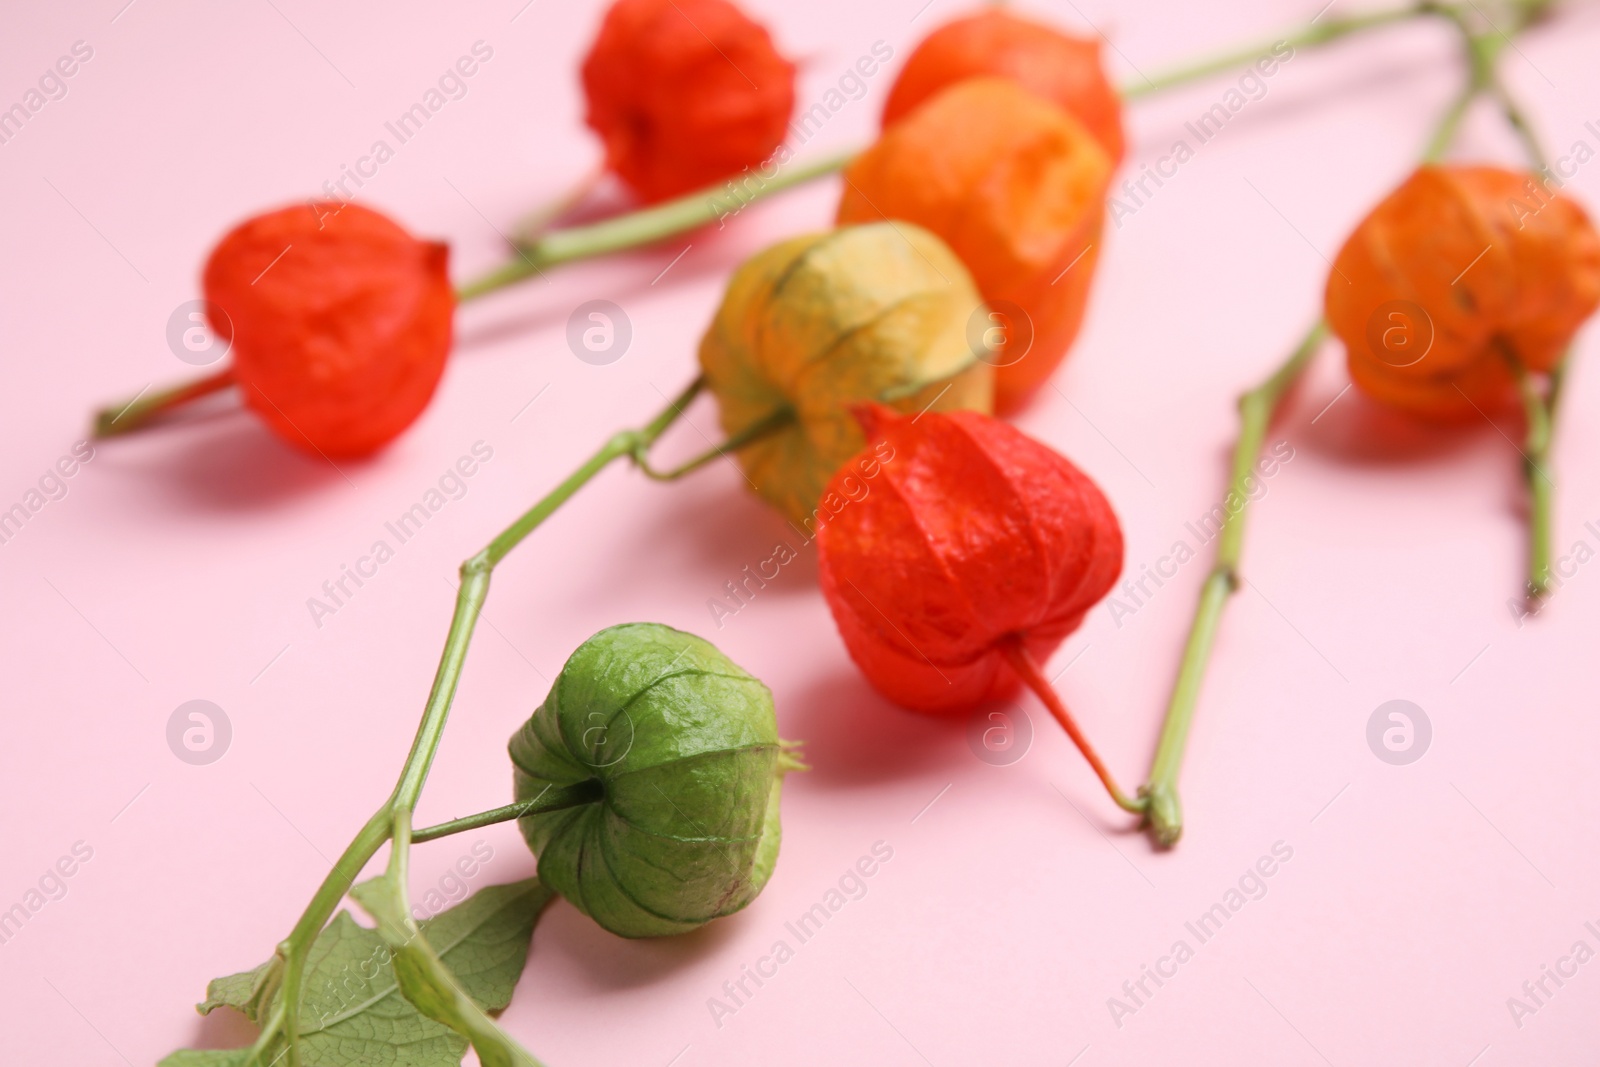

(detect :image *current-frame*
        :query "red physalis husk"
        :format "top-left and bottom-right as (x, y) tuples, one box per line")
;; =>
(203, 203), (454, 458)
(817, 404), (1122, 714)
(581, 0), (796, 204)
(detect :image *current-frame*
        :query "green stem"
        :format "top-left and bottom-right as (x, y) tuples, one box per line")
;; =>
(1422, 82), (1480, 161)
(635, 403), (794, 481)
(1509, 357), (1555, 598)
(1423, 11), (1501, 160)
(92, 368), (234, 438)
(1140, 321), (1327, 847)
(95, 3), (1463, 439)
(359, 815), (549, 1067)
(1121, 2), (1433, 101)
(410, 782), (604, 844)
(1547, 360), (1567, 419)
(1486, 43), (1560, 602)
(512, 162), (605, 247)
(481, 378), (705, 565)
(270, 806), (392, 1066)
(258, 377), (704, 1064)
(1489, 75), (1551, 173)
(1138, 4), (1551, 846)
(460, 0), (1460, 304)
(455, 153), (855, 302)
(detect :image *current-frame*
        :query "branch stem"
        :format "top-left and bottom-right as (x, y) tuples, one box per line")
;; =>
(100, 2), (1464, 442)
(411, 782), (605, 844)
(1000, 637), (1145, 814)
(1139, 321), (1327, 846)
(458, 0), (1460, 304)
(1422, 82), (1481, 161)
(1485, 36), (1561, 604)
(512, 163), (605, 247)
(454, 153), (855, 302)
(1509, 357), (1556, 598)
(1490, 75), (1551, 173)
(635, 403), (793, 481)
(253, 376), (707, 1064)
(92, 368), (234, 438)
(1121, 3), (1433, 101)
(1136, 0), (1554, 846)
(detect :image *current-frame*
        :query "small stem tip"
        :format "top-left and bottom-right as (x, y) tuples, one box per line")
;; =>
(93, 367), (236, 438)
(1000, 637), (1145, 816)
(1140, 781), (1184, 848)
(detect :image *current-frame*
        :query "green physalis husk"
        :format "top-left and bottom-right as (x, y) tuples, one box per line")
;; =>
(699, 221), (993, 526)
(509, 622), (800, 939)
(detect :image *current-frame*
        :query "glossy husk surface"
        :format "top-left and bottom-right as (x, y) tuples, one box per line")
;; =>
(508, 623), (784, 939)
(817, 406), (1123, 713)
(203, 202), (454, 457)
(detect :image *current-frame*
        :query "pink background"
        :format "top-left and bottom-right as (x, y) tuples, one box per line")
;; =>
(4, 0), (1600, 1063)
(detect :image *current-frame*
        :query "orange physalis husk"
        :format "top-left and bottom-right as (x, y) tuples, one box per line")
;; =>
(883, 7), (1125, 164)
(1326, 164), (1600, 419)
(838, 78), (1112, 412)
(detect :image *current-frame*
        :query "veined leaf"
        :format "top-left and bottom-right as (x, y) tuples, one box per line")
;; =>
(159, 1052), (252, 1067)
(162, 879), (555, 1067)
(351, 877), (549, 1067)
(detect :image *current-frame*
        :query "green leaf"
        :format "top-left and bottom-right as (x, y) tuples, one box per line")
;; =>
(158, 1052), (252, 1067)
(198, 960), (273, 1020)
(162, 879), (554, 1067)
(351, 877), (551, 1067)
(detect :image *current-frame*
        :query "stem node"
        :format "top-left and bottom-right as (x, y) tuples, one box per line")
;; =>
(1141, 782), (1183, 848)
(1217, 564), (1241, 593)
